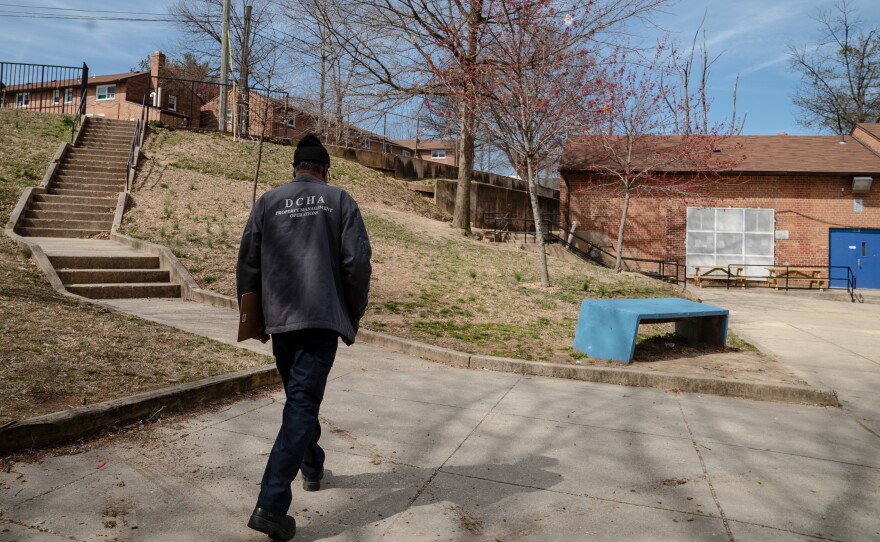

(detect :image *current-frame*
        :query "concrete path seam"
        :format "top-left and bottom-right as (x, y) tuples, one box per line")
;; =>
(677, 400), (735, 542)
(378, 375), (522, 541)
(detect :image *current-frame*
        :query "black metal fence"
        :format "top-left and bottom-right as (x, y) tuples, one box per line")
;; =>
(0, 61), (88, 141)
(485, 214), (684, 285)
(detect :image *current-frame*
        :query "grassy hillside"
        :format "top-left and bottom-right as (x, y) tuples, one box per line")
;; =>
(0, 110), (271, 424)
(123, 127), (681, 363)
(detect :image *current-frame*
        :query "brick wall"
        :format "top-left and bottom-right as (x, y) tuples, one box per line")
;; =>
(560, 173), (880, 268)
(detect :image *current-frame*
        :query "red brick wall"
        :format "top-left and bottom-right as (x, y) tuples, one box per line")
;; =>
(560, 173), (880, 269)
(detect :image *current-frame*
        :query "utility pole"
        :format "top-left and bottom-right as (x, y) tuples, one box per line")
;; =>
(218, 0), (231, 131)
(239, 4), (252, 137)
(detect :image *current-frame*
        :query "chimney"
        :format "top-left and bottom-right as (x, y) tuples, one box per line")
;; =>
(777, 132), (788, 136)
(150, 51), (166, 79)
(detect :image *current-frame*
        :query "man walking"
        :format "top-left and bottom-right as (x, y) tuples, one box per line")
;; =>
(237, 134), (372, 540)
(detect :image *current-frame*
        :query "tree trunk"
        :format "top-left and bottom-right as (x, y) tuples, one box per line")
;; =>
(452, 100), (475, 235)
(614, 189), (631, 273)
(527, 158), (550, 287)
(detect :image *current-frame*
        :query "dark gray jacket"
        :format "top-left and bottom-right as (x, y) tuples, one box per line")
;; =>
(236, 174), (372, 344)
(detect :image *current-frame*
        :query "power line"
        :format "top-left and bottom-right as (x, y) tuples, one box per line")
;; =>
(0, 12), (178, 22)
(0, 3), (168, 15)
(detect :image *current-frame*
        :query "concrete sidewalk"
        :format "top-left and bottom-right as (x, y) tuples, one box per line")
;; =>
(2, 298), (879, 541)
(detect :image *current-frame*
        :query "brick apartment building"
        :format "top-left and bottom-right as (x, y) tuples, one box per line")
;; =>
(1, 51), (193, 125)
(393, 139), (459, 166)
(558, 124), (880, 289)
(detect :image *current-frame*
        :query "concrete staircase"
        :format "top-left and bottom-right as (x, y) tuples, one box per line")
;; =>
(13, 117), (182, 300)
(18, 118), (133, 238)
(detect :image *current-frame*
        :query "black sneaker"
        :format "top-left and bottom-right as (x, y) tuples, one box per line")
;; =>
(247, 508), (296, 541)
(302, 469), (324, 492)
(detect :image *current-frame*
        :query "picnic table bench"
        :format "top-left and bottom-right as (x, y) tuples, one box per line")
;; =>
(766, 267), (826, 290)
(692, 265), (745, 287)
(573, 298), (729, 363)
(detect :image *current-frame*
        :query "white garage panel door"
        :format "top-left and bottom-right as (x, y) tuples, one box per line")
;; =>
(686, 207), (775, 278)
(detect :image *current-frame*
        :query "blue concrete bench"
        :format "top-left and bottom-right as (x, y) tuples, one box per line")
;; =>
(573, 298), (729, 363)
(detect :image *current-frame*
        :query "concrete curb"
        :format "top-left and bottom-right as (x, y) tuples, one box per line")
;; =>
(0, 365), (279, 453)
(358, 330), (839, 407)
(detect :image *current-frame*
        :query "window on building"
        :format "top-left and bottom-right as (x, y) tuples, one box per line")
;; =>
(362, 138), (372, 149)
(64, 88), (73, 104)
(401, 150), (411, 157)
(431, 149), (446, 159)
(16, 93), (29, 108)
(168, 95), (177, 112)
(96, 85), (116, 101)
(278, 112), (296, 128)
(686, 207), (775, 279)
(53, 89), (61, 105)
(226, 109), (233, 123)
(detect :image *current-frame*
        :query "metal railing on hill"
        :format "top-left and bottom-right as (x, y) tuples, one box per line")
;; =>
(0, 61), (88, 142)
(485, 214), (684, 285)
(126, 94), (148, 192)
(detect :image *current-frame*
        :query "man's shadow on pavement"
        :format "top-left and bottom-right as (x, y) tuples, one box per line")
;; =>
(291, 455), (562, 542)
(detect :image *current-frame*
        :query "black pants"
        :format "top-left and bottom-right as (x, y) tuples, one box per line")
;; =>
(256, 328), (338, 515)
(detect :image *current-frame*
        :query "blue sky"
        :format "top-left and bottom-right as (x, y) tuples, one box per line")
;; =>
(2, 0), (879, 135)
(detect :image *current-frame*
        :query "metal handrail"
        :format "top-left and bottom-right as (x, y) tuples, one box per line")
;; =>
(126, 94), (148, 192)
(721, 263), (860, 302)
(69, 62), (88, 143)
(487, 216), (684, 285)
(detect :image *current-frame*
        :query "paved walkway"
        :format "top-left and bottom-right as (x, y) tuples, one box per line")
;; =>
(2, 295), (879, 541)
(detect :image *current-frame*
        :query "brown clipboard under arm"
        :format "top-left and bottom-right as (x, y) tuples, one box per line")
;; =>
(237, 291), (270, 343)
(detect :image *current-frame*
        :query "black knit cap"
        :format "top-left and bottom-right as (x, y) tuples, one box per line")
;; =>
(293, 133), (330, 166)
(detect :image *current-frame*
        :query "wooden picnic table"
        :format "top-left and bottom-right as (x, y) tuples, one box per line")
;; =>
(766, 267), (825, 290)
(692, 265), (745, 287)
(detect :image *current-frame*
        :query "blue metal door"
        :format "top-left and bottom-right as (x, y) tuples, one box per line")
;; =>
(829, 229), (880, 289)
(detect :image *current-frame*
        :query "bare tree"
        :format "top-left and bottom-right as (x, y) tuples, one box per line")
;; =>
(479, 0), (605, 286)
(788, 0), (880, 134)
(577, 46), (744, 272)
(661, 13), (746, 135)
(331, 0), (670, 235)
(282, 0), (362, 145)
(170, 0), (289, 125)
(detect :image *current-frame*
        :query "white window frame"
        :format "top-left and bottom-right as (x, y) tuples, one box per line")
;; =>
(167, 95), (177, 112)
(686, 207), (775, 279)
(64, 88), (73, 104)
(401, 150), (411, 157)
(16, 92), (29, 108)
(96, 85), (116, 101)
(431, 149), (447, 159)
(52, 89), (61, 105)
(225, 108), (233, 124)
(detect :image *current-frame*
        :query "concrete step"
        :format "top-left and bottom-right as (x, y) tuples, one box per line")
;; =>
(77, 140), (131, 150)
(54, 173), (126, 185)
(19, 218), (112, 230)
(53, 180), (124, 191)
(24, 209), (114, 222)
(62, 158), (128, 170)
(78, 132), (131, 138)
(15, 227), (106, 238)
(57, 269), (170, 285)
(87, 119), (137, 128)
(28, 201), (115, 214)
(49, 255), (160, 270)
(67, 148), (130, 159)
(59, 163), (127, 175)
(32, 193), (116, 206)
(67, 282), (181, 299)
(49, 187), (121, 198)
